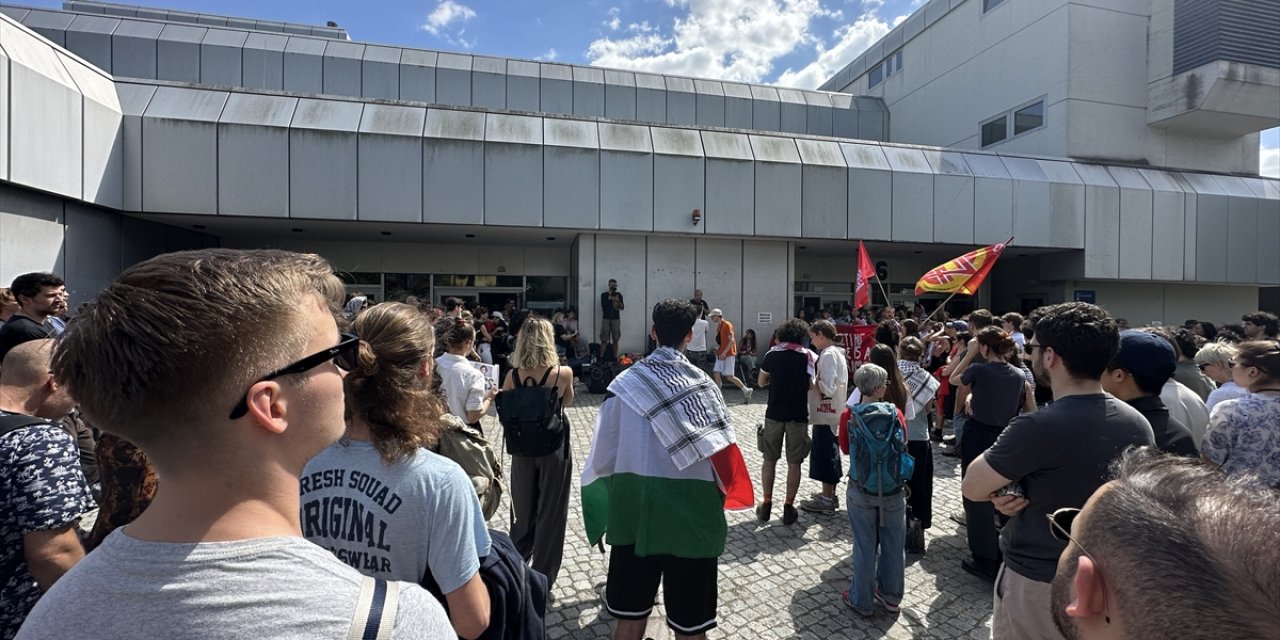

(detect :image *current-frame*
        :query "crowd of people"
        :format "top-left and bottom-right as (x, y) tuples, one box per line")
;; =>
(1, 250), (1278, 640)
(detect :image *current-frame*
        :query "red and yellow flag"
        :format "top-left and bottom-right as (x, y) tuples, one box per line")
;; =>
(915, 240), (1010, 296)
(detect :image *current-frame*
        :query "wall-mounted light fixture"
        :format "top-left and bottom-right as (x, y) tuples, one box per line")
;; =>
(692, 208), (702, 225)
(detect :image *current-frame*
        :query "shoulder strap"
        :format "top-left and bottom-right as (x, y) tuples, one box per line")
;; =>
(0, 414), (50, 438)
(538, 366), (554, 386)
(347, 577), (399, 640)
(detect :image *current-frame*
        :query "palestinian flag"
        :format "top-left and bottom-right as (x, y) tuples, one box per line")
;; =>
(581, 435), (753, 559)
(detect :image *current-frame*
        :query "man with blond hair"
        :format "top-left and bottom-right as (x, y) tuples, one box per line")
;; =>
(1, 340), (91, 640)
(17, 249), (451, 639)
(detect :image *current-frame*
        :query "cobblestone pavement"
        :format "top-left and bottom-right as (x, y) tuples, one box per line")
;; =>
(482, 389), (995, 639)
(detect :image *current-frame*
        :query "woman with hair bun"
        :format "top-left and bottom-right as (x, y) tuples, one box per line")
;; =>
(945, 326), (1035, 581)
(436, 316), (498, 427)
(300, 302), (494, 639)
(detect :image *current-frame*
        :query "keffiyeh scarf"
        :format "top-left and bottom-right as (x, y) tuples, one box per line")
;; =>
(767, 342), (817, 377)
(608, 347), (734, 471)
(898, 359), (940, 420)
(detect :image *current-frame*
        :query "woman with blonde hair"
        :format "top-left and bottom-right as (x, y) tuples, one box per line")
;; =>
(501, 316), (575, 588)
(301, 302), (493, 639)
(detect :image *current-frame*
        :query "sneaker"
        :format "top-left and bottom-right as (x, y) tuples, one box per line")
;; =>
(742, 388), (753, 404)
(756, 500), (772, 523)
(799, 494), (836, 515)
(782, 503), (799, 525)
(841, 591), (875, 618)
(874, 589), (901, 613)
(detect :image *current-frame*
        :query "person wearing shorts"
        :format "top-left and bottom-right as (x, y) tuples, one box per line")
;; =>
(605, 545), (717, 637)
(582, 299), (750, 640)
(708, 309), (752, 404)
(756, 317), (814, 525)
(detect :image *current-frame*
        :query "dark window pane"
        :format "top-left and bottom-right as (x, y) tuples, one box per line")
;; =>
(868, 64), (884, 88)
(337, 271), (382, 285)
(1014, 101), (1044, 135)
(984, 0), (1006, 12)
(496, 275), (524, 288)
(981, 115), (1008, 147)
(894, 50), (903, 74)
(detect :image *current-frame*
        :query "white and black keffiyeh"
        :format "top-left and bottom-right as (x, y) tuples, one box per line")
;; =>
(608, 347), (734, 471)
(898, 359), (940, 419)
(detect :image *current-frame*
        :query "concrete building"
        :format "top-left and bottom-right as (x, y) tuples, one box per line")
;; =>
(0, 0), (1276, 353)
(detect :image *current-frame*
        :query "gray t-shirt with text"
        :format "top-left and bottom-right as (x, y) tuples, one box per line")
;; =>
(16, 530), (453, 639)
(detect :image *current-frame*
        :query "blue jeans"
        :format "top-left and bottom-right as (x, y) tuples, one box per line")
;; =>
(846, 486), (906, 612)
(952, 414), (967, 443)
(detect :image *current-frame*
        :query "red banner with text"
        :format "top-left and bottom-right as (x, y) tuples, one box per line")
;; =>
(835, 325), (878, 374)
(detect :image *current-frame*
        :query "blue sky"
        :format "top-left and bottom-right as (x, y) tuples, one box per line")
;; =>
(23, 0), (1279, 174)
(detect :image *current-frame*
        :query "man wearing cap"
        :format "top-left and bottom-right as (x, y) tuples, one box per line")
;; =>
(1101, 331), (1198, 457)
(708, 310), (752, 404)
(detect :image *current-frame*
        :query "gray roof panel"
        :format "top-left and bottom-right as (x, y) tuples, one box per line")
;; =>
(424, 108), (485, 140)
(359, 103), (427, 136)
(218, 93), (297, 127)
(144, 86), (229, 121)
(291, 97), (363, 131)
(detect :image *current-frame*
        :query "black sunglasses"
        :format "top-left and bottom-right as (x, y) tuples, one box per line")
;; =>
(1025, 343), (1044, 354)
(1047, 507), (1111, 623)
(228, 333), (360, 420)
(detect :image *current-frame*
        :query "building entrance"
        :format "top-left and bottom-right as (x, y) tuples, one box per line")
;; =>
(434, 287), (526, 313)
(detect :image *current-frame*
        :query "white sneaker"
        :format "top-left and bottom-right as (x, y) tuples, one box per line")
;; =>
(742, 388), (753, 404)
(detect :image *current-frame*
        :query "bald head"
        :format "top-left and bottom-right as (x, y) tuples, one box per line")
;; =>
(1, 339), (54, 387)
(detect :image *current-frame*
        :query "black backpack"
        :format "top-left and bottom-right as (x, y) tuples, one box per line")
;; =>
(495, 368), (568, 458)
(585, 362), (618, 394)
(0, 413), (52, 437)
(421, 529), (548, 640)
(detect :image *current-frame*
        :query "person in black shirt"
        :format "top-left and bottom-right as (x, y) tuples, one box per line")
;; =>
(0, 273), (66, 365)
(1102, 330), (1198, 457)
(689, 289), (710, 318)
(962, 303), (1153, 640)
(755, 318), (812, 526)
(599, 279), (624, 358)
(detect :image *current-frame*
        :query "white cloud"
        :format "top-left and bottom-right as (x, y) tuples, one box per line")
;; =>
(1262, 144), (1280, 178)
(536, 48), (559, 61)
(605, 7), (622, 31)
(585, 0), (841, 83)
(776, 12), (900, 89)
(421, 0), (477, 47)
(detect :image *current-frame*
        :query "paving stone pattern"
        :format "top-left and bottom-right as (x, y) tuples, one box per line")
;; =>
(482, 389), (995, 639)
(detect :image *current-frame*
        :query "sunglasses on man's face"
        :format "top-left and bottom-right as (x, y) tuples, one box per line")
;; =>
(1048, 507), (1111, 620)
(228, 333), (360, 420)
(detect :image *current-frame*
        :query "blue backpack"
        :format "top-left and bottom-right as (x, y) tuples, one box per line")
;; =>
(849, 403), (915, 499)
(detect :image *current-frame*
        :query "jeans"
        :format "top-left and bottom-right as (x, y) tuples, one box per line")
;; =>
(953, 414), (967, 443)
(846, 486), (906, 612)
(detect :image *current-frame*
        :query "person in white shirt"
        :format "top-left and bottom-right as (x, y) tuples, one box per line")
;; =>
(1160, 379), (1210, 447)
(685, 311), (712, 375)
(434, 319), (496, 427)
(798, 321), (848, 515)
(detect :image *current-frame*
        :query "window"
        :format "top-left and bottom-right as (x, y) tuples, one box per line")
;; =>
(981, 98), (1046, 147)
(981, 115), (1008, 147)
(1013, 101), (1044, 135)
(867, 49), (903, 89)
(984, 0), (1006, 12)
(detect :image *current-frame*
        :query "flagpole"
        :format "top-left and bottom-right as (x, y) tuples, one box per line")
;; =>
(872, 273), (892, 309)
(930, 290), (961, 321)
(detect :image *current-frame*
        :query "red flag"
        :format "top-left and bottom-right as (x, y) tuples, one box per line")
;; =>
(710, 443), (755, 510)
(915, 240), (1010, 296)
(855, 240), (875, 309)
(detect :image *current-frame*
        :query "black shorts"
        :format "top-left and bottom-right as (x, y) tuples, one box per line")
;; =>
(605, 544), (718, 635)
